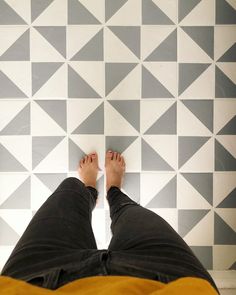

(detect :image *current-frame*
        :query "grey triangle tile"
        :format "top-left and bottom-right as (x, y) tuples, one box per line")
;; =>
(181, 173), (213, 205)
(0, 177), (30, 209)
(217, 115), (236, 135)
(106, 136), (138, 154)
(178, 0), (201, 22)
(230, 261), (236, 270)
(71, 29), (103, 61)
(215, 139), (236, 171)
(142, 139), (174, 171)
(217, 188), (236, 208)
(215, 66), (236, 98)
(0, 144), (27, 171)
(0, 0), (27, 24)
(72, 103), (104, 134)
(123, 173), (140, 203)
(145, 29), (177, 61)
(109, 100), (140, 132)
(145, 102), (176, 134)
(0, 217), (20, 245)
(142, 66), (174, 98)
(0, 29), (30, 61)
(105, 0), (128, 22)
(34, 173), (67, 192)
(0, 71), (27, 98)
(178, 209), (210, 237)
(216, 0), (236, 24)
(31, 0), (54, 22)
(146, 175), (177, 208)
(214, 212), (236, 244)
(34, 26), (66, 58)
(108, 26), (140, 58)
(32, 62), (63, 95)
(69, 138), (86, 171)
(179, 63), (210, 95)
(142, 0), (174, 24)
(190, 246), (213, 270)
(181, 100), (213, 132)
(36, 100), (67, 131)
(68, 0), (101, 24)
(181, 26), (214, 59)
(32, 136), (65, 169)
(68, 65), (101, 98)
(218, 43), (236, 62)
(105, 63), (138, 96)
(0, 103), (30, 135)
(178, 136), (210, 168)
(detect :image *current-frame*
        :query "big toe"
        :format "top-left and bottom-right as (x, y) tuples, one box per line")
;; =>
(105, 150), (113, 163)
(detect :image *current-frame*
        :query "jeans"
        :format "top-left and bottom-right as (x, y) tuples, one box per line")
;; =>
(1, 177), (219, 293)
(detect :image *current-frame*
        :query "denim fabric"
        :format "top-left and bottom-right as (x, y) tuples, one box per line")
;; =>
(1, 177), (219, 293)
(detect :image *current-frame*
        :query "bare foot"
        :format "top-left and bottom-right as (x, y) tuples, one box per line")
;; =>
(105, 150), (126, 193)
(78, 152), (99, 189)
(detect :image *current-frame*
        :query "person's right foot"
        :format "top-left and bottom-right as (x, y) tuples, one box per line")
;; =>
(105, 150), (126, 193)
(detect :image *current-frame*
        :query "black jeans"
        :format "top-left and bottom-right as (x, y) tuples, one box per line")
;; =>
(1, 177), (219, 293)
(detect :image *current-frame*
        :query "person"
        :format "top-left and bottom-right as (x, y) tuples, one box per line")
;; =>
(0, 150), (219, 294)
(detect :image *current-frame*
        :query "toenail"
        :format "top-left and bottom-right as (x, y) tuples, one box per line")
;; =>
(108, 151), (112, 153)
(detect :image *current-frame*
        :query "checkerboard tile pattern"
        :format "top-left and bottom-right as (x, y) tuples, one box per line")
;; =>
(0, 0), (236, 272)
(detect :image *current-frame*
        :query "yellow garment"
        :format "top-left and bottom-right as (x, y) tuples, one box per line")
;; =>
(0, 275), (218, 294)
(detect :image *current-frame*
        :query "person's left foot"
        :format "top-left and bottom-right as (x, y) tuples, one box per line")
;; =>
(78, 152), (99, 189)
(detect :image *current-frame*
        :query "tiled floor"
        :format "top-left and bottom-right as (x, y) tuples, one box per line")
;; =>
(0, 0), (236, 272)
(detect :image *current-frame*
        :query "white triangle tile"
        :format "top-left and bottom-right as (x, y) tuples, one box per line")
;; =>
(215, 208), (236, 231)
(216, 135), (236, 158)
(105, 27), (139, 62)
(180, 137), (214, 172)
(217, 63), (236, 83)
(106, 0), (141, 25)
(214, 101), (236, 134)
(143, 62), (177, 97)
(179, 64), (214, 98)
(178, 100), (212, 136)
(0, 174), (29, 207)
(226, 0), (236, 9)
(0, 136), (31, 171)
(178, 28), (212, 63)
(0, 246), (15, 272)
(67, 26), (101, 60)
(215, 27), (236, 61)
(0, 101), (28, 131)
(5, 0), (30, 24)
(80, 0), (104, 24)
(141, 100), (174, 134)
(67, 100), (102, 134)
(31, 174), (52, 211)
(143, 135), (177, 170)
(31, 101), (66, 136)
(32, 0), (67, 25)
(213, 172), (236, 207)
(213, 245), (236, 270)
(184, 210), (214, 246)
(178, 173), (212, 209)
(119, 137), (141, 171)
(0, 62), (30, 97)
(30, 28), (64, 62)
(33, 63), (67, 98)
(69, 62), (104, 98)
(140, 172), (175, 206)
(33, 137), (68, 172)
(141, 26), (175, 61)
(0, 209), (32, 236)
(105, 101), (139, 136)
(153, 0), (177, 24)
(92, 209), (106, 246)
(0, 27), (27, 56)
(107, 64), (141, 99)
(69, 135), (104, 170)
(154, 208), (177, 231)
(179, 0), (214, 25)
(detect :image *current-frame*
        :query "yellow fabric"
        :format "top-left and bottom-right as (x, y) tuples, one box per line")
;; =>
(0, 275), (218, 294)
